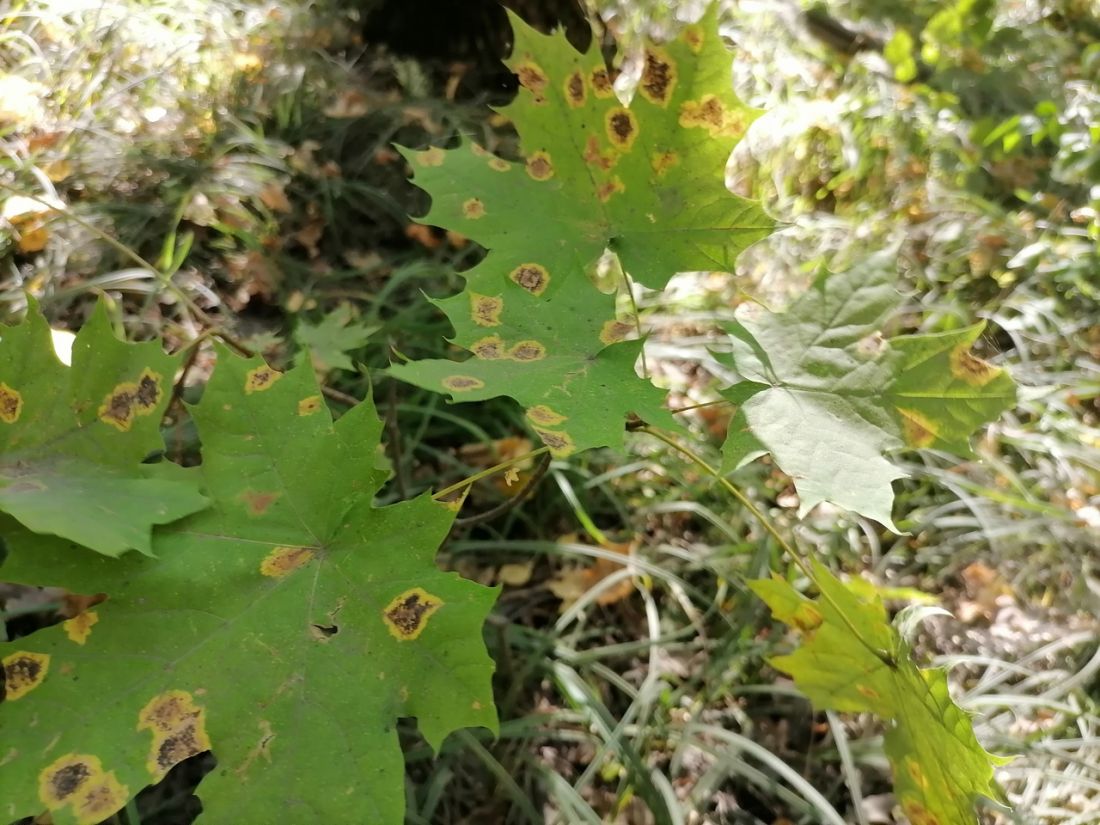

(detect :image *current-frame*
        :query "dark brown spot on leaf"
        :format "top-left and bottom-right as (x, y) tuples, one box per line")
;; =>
(509, 263), (550, 296)
(138, 690), (211, 778)
(564, 70), (586, 107)
(2, 651), (49, 700)
(515, 61), (547, 97)
(50, 762), (91, 800)
(590, 66), (614, 98)
(74, 774), (129, 823)
(605, 107), (638, 149)
(383, 587), (443, 641)
(0, 382), (23, 423)
(639, 48), (676, 105)
(134, 369), (162, 410)
(245, 364), (282, 394)
(155, 724), (205, 773)
(98, 386), (136, 432)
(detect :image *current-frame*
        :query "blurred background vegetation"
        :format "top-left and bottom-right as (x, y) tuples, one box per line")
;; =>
(0, 0), (1097, 822)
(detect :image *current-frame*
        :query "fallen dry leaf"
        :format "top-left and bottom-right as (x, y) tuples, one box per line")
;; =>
(957, 560), (1015, 623)
(324, 89), (369, 119)
(549, 536), (638, 611)
(405, 223), (442, 249)
(497, 561), (534, 587)
(259, 182), (292, 214)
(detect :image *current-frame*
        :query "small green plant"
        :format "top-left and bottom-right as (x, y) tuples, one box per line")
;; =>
(1, 5), (1023, 824)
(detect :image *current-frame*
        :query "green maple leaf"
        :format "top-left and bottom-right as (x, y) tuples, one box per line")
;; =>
(390, 5), (774, 456)
(294, 303), (379, 372)
(0, 351), (497, 823)
(0, 299), (207, 557)
(750, 561), (1011, 825)
(719, 255), (1016, 529)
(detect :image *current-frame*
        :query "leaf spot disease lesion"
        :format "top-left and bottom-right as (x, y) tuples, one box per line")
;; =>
(679, 95), (747, 138)
(534, 428), (576, 458)
(239, 489), (281, 516)
(462, 198), (486, 219)
(415, 146), (446, 167)
(526, 405), (567, 427)
(488, 157), (512, 172)
(596, 177), (626, 203)
(137, 689), (212, 779)
(38, 753), (129, 825)
(260, 546), (315, 578)
(651, 150), (680, 177)
(244, 364), (282, 394)
(791, 602), (824, 633)
(297, 395), (323, 416)
(63, 610), (100, 645)
(509, 263), (550, 296)
(599, 319), (636, 345)
(681, 24), (704, 53)
(605, 107), (639, 150)
(0, 382), (23, 423)
(2, 651), (50, 700)
(639, 48), (677, 106)
(949, 344), (999, 387)
(906, 757), (929, 791)
(442, 375), (485, 392)
(508, 340), (547, 362)
(856, 684), (881, 700)
(589, 66), (614, 98)
(583, 135), (617, 171)
(470, 293), (504, 327)
(97, 368), (163, 431)
(525, 151), (554, 181)
(901, 799), (940, 825)
(382, 587), (443, 641)
(564, 69), (586, 107)
(896, 407), (939, 448)
(515, 60), (548, 103)
(471, 335), (505, 360)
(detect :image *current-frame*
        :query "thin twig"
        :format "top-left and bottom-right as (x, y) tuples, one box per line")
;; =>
(638, 425), (895, 667)
(454, 452), (552, 528)
(433, 447), (551, 501)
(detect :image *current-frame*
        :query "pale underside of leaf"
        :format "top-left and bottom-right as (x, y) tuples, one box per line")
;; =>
(720, 255), (1015, 529)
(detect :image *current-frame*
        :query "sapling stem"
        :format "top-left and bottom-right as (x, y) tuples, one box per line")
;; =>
(638, 425), (895, 667)
(433, 447), (551, 501)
